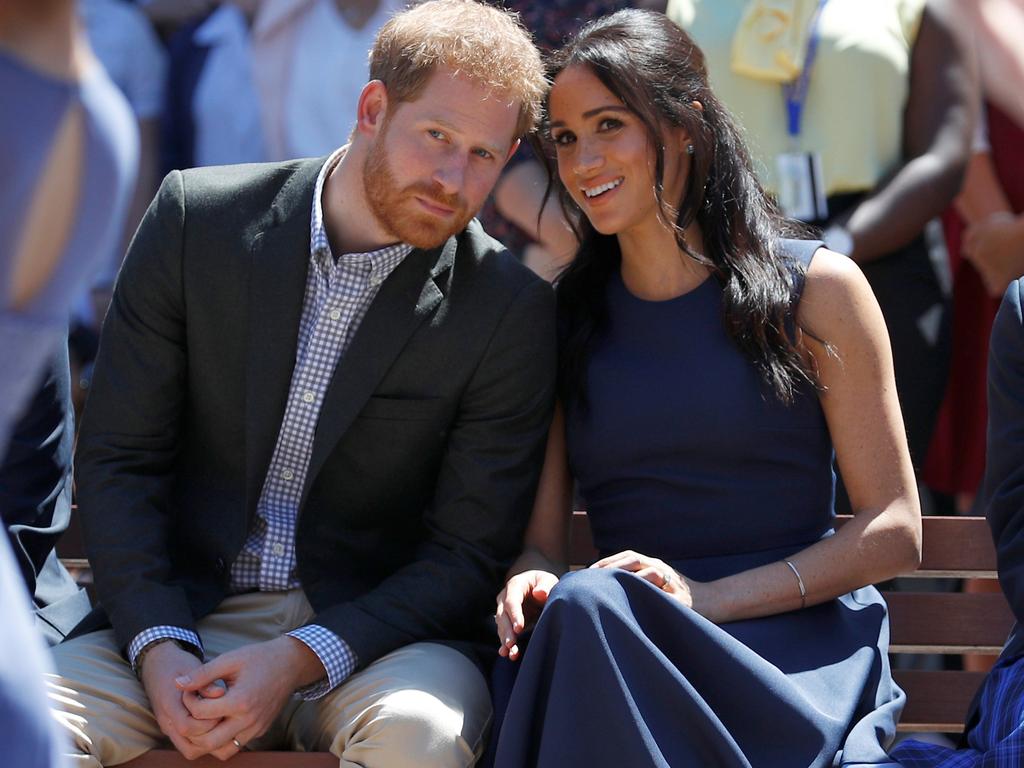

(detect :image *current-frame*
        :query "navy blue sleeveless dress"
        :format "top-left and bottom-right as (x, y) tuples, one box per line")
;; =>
(492, 241), (904, 767)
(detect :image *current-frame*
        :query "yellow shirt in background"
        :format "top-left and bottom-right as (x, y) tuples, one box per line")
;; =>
(665, 0), (927, 197)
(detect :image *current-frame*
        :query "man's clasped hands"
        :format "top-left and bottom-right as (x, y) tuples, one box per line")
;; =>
(139, 636), (323, 760)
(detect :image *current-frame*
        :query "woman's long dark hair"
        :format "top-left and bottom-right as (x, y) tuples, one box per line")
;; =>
(548, 9), (818, 407)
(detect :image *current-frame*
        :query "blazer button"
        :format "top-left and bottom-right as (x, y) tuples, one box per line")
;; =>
(215, 557), (226, 573)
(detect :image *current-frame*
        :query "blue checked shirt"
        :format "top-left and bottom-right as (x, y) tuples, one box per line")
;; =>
(130, 147), (412, 698)
(890, 651), (1024, 766)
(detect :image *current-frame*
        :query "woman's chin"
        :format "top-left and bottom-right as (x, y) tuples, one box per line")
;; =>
(587, 217), (622, 236)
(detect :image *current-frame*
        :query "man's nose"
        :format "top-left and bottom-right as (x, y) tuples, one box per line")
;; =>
(432, 156), (468, 196)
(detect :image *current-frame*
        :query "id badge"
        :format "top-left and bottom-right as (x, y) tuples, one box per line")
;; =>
(775, 152), (828, 221)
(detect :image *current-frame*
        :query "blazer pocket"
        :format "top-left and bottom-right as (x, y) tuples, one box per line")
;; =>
(358, 395), (445, 421)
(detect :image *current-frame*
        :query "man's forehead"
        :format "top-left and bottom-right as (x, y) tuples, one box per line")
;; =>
(398, 72), (520, 151)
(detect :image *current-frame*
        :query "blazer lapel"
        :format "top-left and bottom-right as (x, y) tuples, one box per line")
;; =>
(300, 235), (456, 507)
(244, 159), (323, 517)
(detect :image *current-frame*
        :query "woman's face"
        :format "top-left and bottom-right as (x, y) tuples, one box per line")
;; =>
(547, 64), (689, 239)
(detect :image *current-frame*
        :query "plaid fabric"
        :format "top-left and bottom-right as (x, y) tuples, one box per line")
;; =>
(129, 148), (411, 696)
(891, 653), (1024, 767)
(289, 624), (359, 699)
(128, 626), (204, 670)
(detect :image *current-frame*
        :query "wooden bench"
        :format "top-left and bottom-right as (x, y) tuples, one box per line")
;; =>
(62, 511), (1014, 766)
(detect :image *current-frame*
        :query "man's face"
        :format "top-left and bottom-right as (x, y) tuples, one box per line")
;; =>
(362, 68), (520, 250)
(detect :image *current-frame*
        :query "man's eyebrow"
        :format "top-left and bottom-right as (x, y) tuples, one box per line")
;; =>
(547, 105), (631, 129)
(430, 117), (506, 157)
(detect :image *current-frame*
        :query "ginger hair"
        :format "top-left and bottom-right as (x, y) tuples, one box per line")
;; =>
(369, 0), (545, 137)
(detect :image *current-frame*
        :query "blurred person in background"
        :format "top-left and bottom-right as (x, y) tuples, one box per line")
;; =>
(1, 0), (138, 765)
(251, 0), (408, 161)
(925, 0), (1024, 514)
(922, 0), (1024, 676)
(477, 0), (635, 280)
(162, 0), (268, 172)
(79, 0), (166, 312)
(71, 0), (167, 410)
(665, 0), (973, 483)
(162, 1), (406, 171)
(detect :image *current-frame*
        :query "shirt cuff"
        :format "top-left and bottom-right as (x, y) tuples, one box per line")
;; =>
(286, 624), (357, 700)
(128, 626), (204, 671)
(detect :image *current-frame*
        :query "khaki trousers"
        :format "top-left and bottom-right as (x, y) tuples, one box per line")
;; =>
(48, 590), (491, 767)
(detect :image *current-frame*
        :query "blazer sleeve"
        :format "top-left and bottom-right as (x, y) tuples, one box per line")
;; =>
(74, 170), (196, 650)
(310, 275), (557, 667)
(981, 278), (1024, 626)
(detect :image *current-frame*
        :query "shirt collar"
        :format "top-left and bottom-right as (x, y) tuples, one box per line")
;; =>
(309, 146), (414, 280)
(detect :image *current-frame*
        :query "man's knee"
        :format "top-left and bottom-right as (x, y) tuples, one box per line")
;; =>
(323, 643), (492, 768)
(350, 687), (488, 767)
(47, 631), (160, 765)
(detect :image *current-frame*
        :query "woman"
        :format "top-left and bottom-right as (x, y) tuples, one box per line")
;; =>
(490, 10), (921, 767)
(664, 0), (972, 483)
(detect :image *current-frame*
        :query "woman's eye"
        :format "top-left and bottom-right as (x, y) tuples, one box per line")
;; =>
(598, 118), (622, 132)
(551, 132), (575, 146)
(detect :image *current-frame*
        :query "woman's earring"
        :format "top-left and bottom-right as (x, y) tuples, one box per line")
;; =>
(686, 144), (695, 155)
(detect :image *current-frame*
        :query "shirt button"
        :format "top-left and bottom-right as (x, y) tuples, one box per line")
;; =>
(280, 468), (294, 481)
(271, 543), (285, 557)
(329, 309), (342, 321)
(302, 391), (315, 403)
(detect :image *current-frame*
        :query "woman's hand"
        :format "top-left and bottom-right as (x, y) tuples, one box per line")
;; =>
(495, 570), (559, 660)
(590, 550), (712, 618)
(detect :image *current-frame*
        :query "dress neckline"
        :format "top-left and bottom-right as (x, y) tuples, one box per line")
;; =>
(613, 268), (715, 305)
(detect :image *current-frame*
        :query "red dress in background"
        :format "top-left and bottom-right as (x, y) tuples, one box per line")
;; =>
(924, 103), (1024, 497)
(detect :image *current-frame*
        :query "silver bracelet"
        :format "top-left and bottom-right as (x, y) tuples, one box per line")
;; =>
(784, 560), (807, 609)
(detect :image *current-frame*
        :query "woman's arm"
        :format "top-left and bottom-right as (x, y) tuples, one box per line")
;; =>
(495, 403), (574, 657)
(596, 249), (922, 623)
(842, 0), (973, 263)
(958, 147), (1024, 297)
(955, 150), (1012, 225)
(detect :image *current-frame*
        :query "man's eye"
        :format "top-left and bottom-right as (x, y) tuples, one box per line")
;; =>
(428, 129), (446, 141)
(473, 148), (494, 160)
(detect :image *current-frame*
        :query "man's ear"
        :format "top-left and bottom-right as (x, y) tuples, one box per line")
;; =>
(356, 80), (389, 137)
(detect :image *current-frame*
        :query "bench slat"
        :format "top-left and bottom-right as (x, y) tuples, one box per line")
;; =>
(894, 670), (987, 733)
(885, 592), (1014, 653)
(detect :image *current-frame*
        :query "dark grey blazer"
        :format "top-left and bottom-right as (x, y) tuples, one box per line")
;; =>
(72, 157), (557, 670)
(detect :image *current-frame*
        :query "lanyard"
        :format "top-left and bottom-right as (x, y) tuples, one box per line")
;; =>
(783, 0), (829, 139)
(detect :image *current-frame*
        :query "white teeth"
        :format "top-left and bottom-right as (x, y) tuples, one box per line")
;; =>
(582, 177), (623, 198)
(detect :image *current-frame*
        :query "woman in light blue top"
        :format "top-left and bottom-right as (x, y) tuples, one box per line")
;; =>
(0, 0), (137, 453)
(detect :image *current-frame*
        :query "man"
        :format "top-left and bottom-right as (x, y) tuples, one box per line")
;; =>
(51, 2), (553, 765)
(892, 278), (1024, 764)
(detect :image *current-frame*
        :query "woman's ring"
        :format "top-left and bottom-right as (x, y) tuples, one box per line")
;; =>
(661, 569), (674, 590)
(232, 738), (243, 750)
